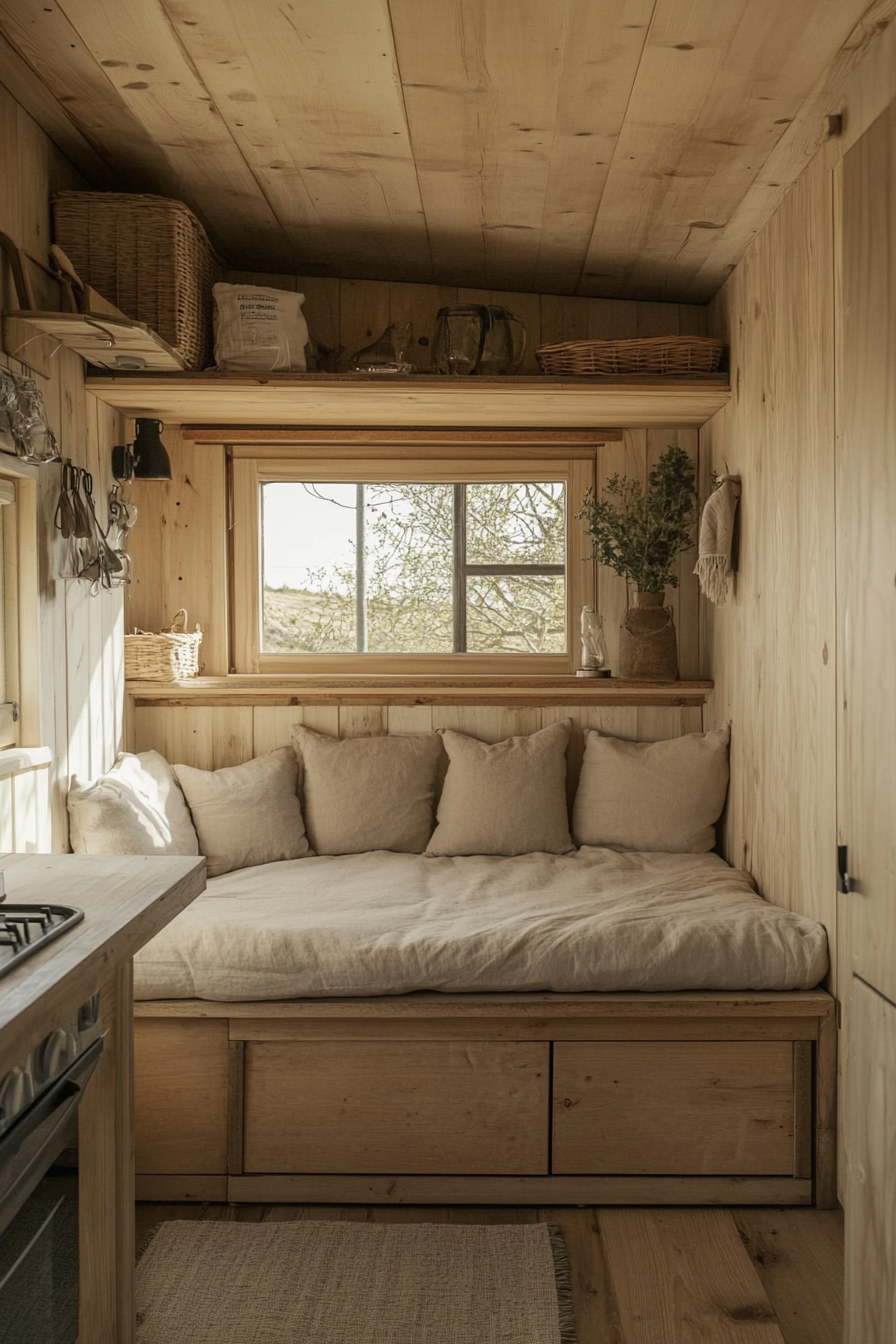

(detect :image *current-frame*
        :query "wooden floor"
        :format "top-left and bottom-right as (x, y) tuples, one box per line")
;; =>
(136, 1202), (843, 1343)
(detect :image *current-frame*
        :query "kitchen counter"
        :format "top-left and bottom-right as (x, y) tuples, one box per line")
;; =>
(0, 852), (206, 1344)
(0, 853), (205, 1078)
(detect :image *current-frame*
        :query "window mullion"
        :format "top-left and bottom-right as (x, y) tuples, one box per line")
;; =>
(453, 482), (466, 654)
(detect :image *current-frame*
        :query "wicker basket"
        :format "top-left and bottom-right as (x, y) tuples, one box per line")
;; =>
(535, 335), (723, 376)
(52, 192), (223, 370)
(124, 609), (203, 682)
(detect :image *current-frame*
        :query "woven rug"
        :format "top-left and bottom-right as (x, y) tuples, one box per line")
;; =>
(135, 1219), (576, 1344)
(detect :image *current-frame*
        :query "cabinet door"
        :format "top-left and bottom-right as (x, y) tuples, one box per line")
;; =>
(840, 91), (896, 1006)
(552, 1042), (796, 1175)
(243, 1040), (549, 1174)
(845, 978), (896, 1342)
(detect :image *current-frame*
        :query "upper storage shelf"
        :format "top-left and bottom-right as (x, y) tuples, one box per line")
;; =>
(85, 372), (730, 428)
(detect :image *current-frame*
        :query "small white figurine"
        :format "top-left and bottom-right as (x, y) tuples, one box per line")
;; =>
(579, 605), (608, 675)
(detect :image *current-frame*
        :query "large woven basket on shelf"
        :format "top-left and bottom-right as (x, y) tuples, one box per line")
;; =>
(535, 335), (723, 376)
(124, 610), (202, 683)
(52, 192), (223, 370)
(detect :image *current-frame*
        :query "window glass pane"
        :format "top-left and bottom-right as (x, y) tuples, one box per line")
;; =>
(465, 574), (566, 653)
(364, 483), (453, 653)
(261, 482), (454, 653)
(262, 482), (357, 652)
(466, 481), (565, 565)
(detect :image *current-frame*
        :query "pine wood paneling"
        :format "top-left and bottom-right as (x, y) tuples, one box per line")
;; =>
(4, 1), (891, 298)
(1, 81), (125, 851)
(702, 152), (837, 987)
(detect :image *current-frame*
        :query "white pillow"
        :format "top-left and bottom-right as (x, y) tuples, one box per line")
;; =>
(426, 719), (574, 857)
(68, 751), (199, 856)
(572, 727), (730, 853)
(174, 747), (311, 877)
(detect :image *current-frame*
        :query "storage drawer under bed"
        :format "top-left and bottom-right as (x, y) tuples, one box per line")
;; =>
(134, 1017), (817, 1189)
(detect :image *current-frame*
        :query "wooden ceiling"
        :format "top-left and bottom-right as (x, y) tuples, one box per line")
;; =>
(1, 0), (892, 301)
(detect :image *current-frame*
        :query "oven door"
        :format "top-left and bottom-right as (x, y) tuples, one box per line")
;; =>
(0, 1039), (103, 1344)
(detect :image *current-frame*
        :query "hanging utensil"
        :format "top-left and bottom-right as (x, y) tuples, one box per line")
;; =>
(53, 461), (76, 539)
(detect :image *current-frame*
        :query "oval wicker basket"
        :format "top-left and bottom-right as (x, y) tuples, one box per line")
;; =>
(535, 335), (723, 376)
(124, 609), (203, 682)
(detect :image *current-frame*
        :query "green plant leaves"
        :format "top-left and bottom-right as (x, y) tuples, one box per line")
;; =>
(578, 445), (697, 592)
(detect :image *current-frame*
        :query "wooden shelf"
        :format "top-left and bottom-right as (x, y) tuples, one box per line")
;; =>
(127, 675), (713, 708)
(87, 372), (730, 428)
(3, 310), (186, 370)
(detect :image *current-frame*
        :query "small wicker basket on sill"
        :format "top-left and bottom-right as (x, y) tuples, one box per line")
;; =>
(124, 609), (203, 682)
(535, 335), (723, 376)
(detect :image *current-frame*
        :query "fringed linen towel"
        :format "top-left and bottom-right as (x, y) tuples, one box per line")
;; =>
(695, 473), (741, 605)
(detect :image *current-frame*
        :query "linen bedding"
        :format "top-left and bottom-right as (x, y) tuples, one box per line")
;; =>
(133, 847), (829, 1000)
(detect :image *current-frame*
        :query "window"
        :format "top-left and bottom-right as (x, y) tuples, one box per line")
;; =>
(230, 447), (596, 674)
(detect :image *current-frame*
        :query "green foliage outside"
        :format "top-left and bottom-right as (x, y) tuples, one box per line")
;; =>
(578, 445), (697, 593)
(262, 481), (566, 655)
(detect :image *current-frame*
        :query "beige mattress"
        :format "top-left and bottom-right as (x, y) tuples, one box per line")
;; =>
(133, 848), (829, 1000)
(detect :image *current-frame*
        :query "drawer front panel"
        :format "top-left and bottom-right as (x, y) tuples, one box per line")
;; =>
(134, 1018), (229, 1174)
(244, 1040), (549, 1174)
(552, 1041), (796, 1175)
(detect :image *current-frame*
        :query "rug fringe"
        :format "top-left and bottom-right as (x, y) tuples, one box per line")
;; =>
(547, 1223), (578, 1344)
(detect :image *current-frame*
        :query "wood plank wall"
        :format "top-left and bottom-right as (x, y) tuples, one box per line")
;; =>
(225, 270), (709, 375)
(701, 22), (896, 1226)
(701, 151), (838, 981)
(0, 79), (126, 850)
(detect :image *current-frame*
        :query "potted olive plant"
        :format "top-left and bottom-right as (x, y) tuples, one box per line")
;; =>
(579, 445), (697, 680)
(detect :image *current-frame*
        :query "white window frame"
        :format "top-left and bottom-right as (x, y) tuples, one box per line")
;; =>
(0, 453), (40, 752)
(229, 444), (596, 675)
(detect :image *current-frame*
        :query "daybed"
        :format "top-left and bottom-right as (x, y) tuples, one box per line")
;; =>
(69, 721), (836, 1208)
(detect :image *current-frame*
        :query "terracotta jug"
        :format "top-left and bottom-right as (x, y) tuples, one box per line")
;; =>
(618, 590), (678, 681)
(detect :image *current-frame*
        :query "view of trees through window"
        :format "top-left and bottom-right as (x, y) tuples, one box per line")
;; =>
(261, 480), (566, 654)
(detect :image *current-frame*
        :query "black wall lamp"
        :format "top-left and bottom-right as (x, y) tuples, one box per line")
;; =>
(111, 418), (172, 482)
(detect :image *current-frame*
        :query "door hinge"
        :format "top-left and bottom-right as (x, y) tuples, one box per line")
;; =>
(837, 844), (851, 894)
(0, 701), (18, 723)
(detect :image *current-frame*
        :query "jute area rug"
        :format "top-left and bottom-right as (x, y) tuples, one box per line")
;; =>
(136, 1219), (576, 1344)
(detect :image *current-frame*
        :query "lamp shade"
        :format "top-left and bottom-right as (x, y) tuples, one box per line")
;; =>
(133, 418), (172, 480)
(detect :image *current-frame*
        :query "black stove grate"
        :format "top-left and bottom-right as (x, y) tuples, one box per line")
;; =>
(0, 905), (84, 981)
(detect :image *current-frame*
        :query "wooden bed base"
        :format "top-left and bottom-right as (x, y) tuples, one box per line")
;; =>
(132, 990), (836, 1208)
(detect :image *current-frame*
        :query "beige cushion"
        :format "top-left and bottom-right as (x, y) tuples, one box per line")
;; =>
(68, 751), (199, 856)
(426, 720), (573, 857)
(572, 727), (731, 853)
(174, 748), (310, 877)
(292, 726), (442, 854)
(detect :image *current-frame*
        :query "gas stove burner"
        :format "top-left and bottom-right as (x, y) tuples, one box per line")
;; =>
(0, 903), (84, 981)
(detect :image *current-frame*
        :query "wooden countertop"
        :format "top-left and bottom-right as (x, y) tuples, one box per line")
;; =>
(0, 853), (205, 1077)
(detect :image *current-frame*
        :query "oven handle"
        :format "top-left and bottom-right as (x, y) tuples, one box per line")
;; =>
(0, 1036), (103, 1231)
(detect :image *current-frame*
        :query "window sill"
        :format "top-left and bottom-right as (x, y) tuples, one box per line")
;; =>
(0, 745), (53, 778)
(126, 675), (712, 707)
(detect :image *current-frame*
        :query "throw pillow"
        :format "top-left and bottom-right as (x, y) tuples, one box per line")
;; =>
(68, 750), (199, 856)
(292, 726), (442, 854)
(174, 747), (310, 877)
(572, 727), (731, 853)
(426, 719), (574, 857)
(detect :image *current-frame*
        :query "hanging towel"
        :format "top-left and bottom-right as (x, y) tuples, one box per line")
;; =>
(695, 474), (741, 605)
